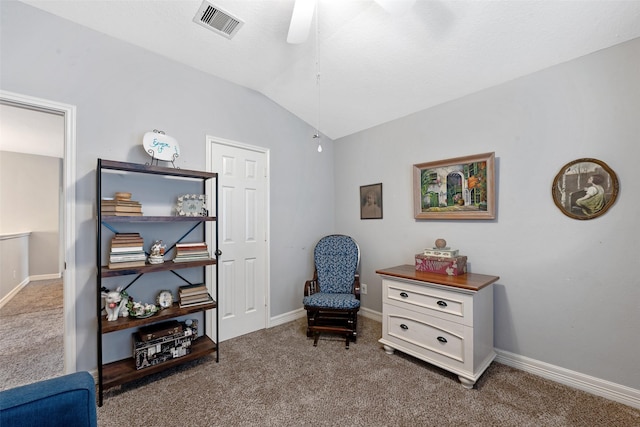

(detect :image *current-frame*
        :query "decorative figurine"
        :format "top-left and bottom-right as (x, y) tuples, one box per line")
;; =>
(148, 240), (166, 264)
(102, 287), (128, 321)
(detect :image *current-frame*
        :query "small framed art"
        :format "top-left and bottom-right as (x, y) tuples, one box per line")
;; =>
(360, 183), (383, 219)
(176, 194), (207, 216)
(551, 158), (618, 220)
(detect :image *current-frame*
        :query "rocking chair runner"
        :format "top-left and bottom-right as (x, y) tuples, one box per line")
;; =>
(303, 235), (361, 348)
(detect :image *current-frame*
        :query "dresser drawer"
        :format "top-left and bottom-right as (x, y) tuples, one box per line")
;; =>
(382, 303), (471, 372)
(383, 279), (473, 325)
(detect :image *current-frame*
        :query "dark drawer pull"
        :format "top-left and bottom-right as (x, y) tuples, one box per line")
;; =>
(400, 324), (408, 330)
(436, 300), (447, 307)
(399, 292), (409, 298)
(437, 336), (447, 343)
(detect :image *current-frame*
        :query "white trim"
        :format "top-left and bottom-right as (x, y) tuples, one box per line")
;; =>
(0, 90), (77, 374)
(30, 273), (62, 281)
(205, 136), (271, 341)
(0, 231), (31, 240)
(359, 306), (382, 323)
(495, 348), (640, 409)
(0, 278), (30, 309)
(270, 308), (306, 327)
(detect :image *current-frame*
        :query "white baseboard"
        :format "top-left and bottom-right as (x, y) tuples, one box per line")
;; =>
(359, 307), (382, 322)
(495, 348), (640, 409)
(30, 273), (62, 281)
(269, 306), (382, 328)
(0, 277), (30, 309)
(269, 308), (306, 327)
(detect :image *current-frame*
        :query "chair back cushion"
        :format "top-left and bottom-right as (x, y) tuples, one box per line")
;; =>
(314, 235), (359, 294)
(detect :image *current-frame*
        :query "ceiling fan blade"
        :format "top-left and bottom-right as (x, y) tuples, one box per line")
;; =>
(287, 0), (316, 44)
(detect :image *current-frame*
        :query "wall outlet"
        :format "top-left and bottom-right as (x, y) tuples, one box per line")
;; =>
(361, 283), (368, 294)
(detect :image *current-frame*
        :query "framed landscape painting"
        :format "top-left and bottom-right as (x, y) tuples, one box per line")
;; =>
(413, 152), (496, 220)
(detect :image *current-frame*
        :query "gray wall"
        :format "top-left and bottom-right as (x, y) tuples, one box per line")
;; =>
(2, 1), (638, 391)
(0, 151), (61, 278)
(334, 37), (639, 389)
(1, 2), (335, 371)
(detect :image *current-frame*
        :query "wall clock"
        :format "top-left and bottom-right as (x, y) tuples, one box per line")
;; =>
(156, 290), (174, 309)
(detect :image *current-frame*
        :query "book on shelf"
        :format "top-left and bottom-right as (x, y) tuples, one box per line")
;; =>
(102, 199), (141, 205)
(103, 212), (144, 216)
(110, 246), (144, 253)
(173, 256), (212, 263)
(108, 206), (138, 211)
(175, 242), (208, 248)
(111, 240), (144, 247)
(109, 253), (146, 263)
(180, 295), (211, 305)
(179, 293), (214, 308)
(107, 260), (146, 269)
(178, 284), (208, 296)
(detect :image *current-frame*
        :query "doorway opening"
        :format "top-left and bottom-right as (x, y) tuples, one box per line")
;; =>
(0, 90), (77, 374)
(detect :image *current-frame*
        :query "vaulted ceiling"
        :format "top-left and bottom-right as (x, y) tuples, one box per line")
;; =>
(19, 0), (640, 139)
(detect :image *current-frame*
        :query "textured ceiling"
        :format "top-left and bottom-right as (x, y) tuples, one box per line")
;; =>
(19, 0), (640, 140)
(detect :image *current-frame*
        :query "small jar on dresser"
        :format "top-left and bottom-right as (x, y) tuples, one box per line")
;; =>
(376, 264), (500, 389)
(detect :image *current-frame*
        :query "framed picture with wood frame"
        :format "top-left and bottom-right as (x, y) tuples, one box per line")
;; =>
(360, 183), (383, 219)
(413, 152), (496, 220)
(551, 158), (619, 220)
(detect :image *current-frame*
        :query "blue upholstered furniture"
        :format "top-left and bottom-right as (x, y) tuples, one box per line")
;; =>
(0, 371), (97, 427)
(303, 235), (361, 348)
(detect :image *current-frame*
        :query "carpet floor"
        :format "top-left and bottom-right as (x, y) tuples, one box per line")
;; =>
(96, 316), (640, 427)
(0, 279), (64, 391)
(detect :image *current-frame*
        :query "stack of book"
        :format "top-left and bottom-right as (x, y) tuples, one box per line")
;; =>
(108, 233), (146, 269)
(178, 284), (214, 308)
(173, 242), (211, 263)
(101, 192), (143, 216)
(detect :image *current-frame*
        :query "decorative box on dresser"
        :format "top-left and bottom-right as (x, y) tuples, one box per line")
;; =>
(376, 265), (499, 389)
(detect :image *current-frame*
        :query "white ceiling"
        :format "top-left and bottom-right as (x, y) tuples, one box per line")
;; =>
(19, 0), (640, 140)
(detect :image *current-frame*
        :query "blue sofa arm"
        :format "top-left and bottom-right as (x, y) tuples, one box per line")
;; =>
(0, 371), (97, 427)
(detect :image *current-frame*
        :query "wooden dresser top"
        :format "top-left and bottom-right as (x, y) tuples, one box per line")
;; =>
(376, 264), (499, 291)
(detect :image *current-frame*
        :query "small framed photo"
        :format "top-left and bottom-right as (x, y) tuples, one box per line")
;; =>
(360, 183), (383, 220)
(413, 152), (496, 220)
(176, 194), (207, 216)
(551, 158), (619, 220)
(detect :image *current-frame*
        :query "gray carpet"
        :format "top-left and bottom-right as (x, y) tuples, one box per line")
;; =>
(0, 279), (64, 391)
(97, 316), (640, 427)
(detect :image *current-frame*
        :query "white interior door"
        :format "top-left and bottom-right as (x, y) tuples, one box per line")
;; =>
(207, 138), (268, 342)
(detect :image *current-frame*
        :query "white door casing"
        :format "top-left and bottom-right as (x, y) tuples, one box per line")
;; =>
(206, 137), (269, 342)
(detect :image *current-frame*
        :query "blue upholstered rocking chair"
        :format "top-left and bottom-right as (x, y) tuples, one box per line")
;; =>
(303, 235), (361, 349)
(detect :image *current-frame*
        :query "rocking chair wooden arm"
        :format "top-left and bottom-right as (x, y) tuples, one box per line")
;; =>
(304, 279), (318, 296)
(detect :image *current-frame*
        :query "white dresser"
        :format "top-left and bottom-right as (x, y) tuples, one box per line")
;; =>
(377, 265), (499, 389)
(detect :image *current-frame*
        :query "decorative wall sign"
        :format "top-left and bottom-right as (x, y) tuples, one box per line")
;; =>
(413, 152), (495, 220)
(143, 129), (180, 167)
(552, 158), (619, 220)
(360, 183), (383, 219)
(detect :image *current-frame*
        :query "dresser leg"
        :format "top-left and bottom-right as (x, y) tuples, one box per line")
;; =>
(382, 344), (395, 355)
(458, 376), (475, 389)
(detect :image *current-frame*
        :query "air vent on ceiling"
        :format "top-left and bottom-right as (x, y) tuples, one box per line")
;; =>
(193, 1), (244, 39)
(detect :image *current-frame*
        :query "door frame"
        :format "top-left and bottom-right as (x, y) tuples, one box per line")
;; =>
(0, 90), (77, 373)
(205, 135), (271, 337)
